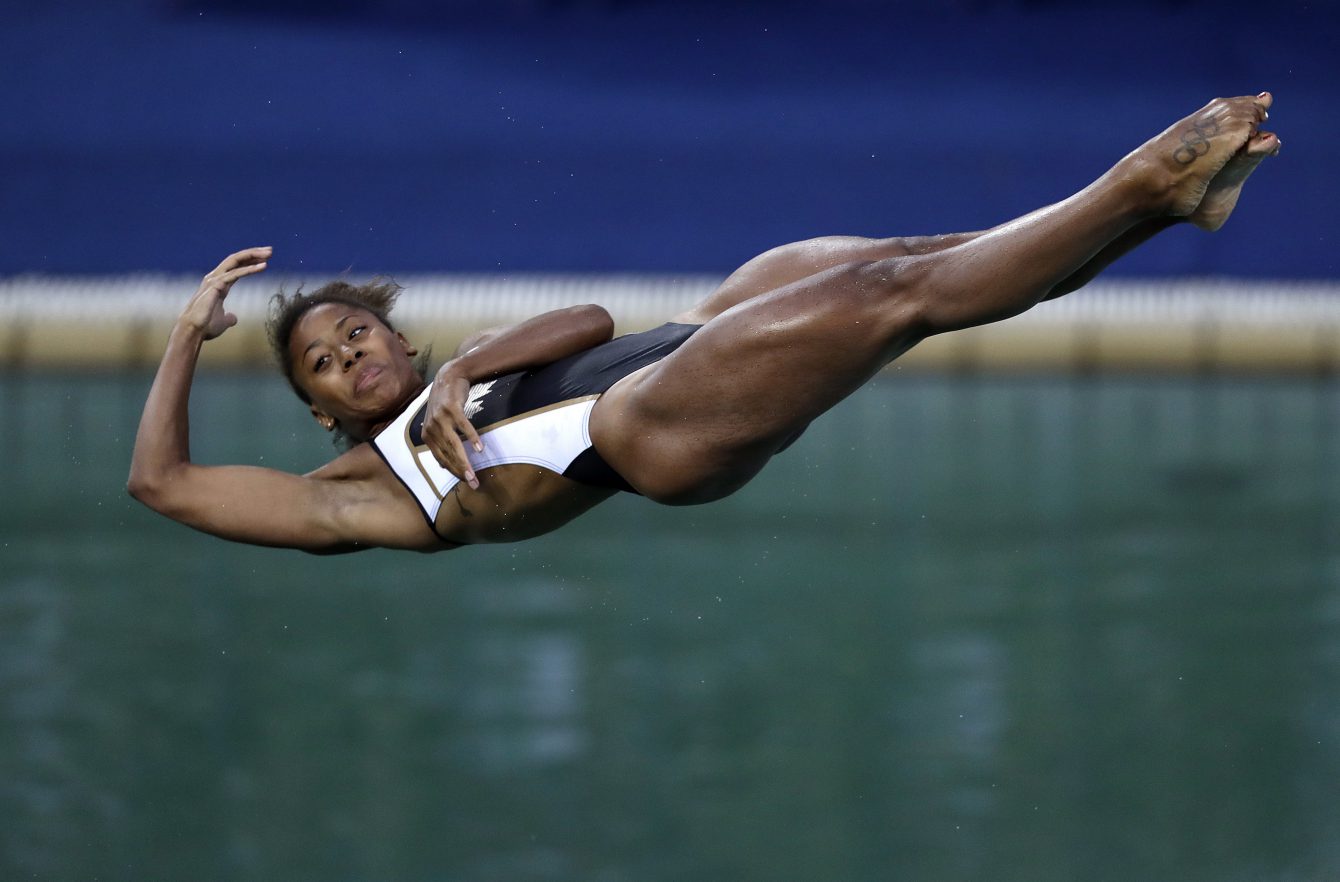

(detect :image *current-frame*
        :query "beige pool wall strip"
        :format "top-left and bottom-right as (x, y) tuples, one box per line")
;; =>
(4, 275), (1340, 373)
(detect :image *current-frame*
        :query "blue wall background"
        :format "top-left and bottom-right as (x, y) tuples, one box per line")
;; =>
(3, 0), (1336, 277)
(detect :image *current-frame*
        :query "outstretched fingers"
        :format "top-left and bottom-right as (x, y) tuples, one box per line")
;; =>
(208, 246), (272, 278)
(182, 247), (273, 339)
(206, 260), (268, 292)
(202, 247), (272, 299)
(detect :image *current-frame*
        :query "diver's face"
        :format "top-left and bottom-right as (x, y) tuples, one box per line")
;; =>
(289, 303), (421, 435)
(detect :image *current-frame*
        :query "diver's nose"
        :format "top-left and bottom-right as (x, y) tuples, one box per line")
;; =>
(340, 344), (365, 371)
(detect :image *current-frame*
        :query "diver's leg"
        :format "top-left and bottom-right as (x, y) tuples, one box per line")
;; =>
(900, 94), (1268, 334)
(676, 219), (1176, 327)
(1041, 127), (1281, 301)
(675, 219), (1183, 326)
(679, 99), (1278, 325)
(599, 95), (1272, 502)
(672, 233), (980, 325)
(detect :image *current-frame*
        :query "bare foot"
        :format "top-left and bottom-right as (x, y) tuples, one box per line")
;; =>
(1188, 129), (1281, 231)
(1124, 93), (1272, 217)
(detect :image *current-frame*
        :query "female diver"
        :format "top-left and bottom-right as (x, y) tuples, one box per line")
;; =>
(128, 94), (1279, 552)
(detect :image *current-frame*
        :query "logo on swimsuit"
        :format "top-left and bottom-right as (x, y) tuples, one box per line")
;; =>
(464, 380), (497, 420)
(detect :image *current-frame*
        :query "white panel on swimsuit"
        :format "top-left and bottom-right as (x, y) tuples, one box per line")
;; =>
(372, 384), (599, 524)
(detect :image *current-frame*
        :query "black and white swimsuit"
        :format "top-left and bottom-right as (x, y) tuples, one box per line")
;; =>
(371, 322), (700, 530)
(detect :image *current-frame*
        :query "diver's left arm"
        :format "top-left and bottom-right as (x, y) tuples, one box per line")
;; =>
(422, 304), (615, 484)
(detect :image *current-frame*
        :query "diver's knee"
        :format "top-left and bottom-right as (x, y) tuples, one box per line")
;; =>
(841, 255), (938, 338)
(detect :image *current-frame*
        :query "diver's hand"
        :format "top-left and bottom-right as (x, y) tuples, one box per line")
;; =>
(422, 360), (484, 489)
(178, 247), (271, 340)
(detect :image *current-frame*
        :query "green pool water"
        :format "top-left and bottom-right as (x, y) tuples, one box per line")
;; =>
(3, 370), (1338, 881)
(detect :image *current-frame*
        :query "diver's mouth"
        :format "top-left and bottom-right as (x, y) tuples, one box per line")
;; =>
(354, 365), (383, 395)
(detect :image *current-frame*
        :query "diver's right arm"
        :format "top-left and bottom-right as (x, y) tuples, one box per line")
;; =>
(127, 248), (437, 553)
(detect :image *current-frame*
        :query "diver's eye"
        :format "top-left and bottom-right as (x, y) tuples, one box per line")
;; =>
(350, 326), (366, 340)
(313, 355), (329, 372)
